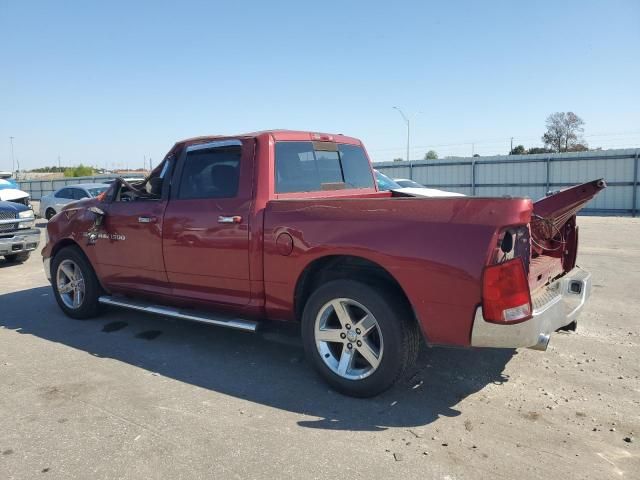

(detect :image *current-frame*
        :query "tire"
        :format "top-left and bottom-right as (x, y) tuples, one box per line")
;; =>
(301, 279), (421, 397)
(51, 246), (102, 319)
(4, 252), (31, 263)
(45, 208), (56, 220)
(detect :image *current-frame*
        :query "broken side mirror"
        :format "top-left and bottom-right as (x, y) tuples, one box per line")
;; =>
(89, 206), (106, 226)
(87, 207), (106, 245)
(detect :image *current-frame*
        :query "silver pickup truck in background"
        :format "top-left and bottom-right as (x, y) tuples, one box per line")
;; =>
(0, 200), (40, 263)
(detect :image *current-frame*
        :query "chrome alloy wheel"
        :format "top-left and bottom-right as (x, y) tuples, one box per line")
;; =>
(56, 259), (85, 309)
(314, 298), (384, 380)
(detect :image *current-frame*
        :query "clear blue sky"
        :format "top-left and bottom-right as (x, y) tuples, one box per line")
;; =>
(1, 0), (639, 170)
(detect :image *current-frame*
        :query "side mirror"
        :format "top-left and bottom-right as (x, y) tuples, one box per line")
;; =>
(89, 206), (106, 227)
(87, 207), (106, 245)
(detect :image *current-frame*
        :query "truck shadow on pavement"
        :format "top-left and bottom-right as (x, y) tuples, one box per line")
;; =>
(1, 286), (515, 432)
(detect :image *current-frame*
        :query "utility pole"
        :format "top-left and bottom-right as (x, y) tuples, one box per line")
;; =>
(393, 106), (410, 162)
(510, 137), (514, 154)
(9, 136), (15, 173)
(471, 143), (475, 157)
(58, 155), (61, 169)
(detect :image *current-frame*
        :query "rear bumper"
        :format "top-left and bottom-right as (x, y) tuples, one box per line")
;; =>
(471, 266), (591, 350)
(0, 228), (40, 256)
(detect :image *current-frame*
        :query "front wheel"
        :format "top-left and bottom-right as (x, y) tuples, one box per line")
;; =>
(301, 279), (420, 397)
(51, 246), (102, 319)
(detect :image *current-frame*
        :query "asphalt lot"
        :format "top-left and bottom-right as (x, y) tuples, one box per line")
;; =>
(0, 217), (638, 479)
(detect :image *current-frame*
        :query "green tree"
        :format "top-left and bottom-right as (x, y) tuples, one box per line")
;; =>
(393, 157), (404, 162)
(509, 145), (527, 155)
(64, 164), (95, 177)
(424, 150), (438, 160)
(528, 147), (554, 154)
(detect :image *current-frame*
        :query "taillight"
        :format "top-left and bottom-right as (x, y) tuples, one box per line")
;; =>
(482, 258), (532, 323)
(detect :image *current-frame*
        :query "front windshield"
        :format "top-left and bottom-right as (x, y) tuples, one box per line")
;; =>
(374, 170), (402, 190)
(88, 187), (109, 197)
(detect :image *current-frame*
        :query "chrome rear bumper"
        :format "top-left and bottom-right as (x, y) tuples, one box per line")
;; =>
(471, 267), (591, 350)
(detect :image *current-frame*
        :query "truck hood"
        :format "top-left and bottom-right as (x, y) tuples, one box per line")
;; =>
(532, 178), (606, 241)
(0, 199), (30, 214)
(0, 188), (30, 202)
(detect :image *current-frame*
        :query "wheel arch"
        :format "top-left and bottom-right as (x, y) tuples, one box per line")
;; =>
(50, 238), (82, 260)
(50, 238), (108, 293)
(293, 254), (422, 337)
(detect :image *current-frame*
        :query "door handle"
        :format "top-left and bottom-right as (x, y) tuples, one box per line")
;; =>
(218, 215), (242, 224)
(138, 216), (157, 223)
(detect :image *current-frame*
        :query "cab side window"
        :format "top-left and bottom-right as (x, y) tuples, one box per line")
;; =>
(178, 145), (241, 200)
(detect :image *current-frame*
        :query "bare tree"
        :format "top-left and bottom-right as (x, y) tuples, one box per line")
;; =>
(542, 112), (587, 152)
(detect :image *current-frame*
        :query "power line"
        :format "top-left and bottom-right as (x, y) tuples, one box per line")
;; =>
(367, 130), (640, 155)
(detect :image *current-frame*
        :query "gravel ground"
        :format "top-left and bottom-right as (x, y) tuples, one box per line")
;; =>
(0, 216), (638, 479)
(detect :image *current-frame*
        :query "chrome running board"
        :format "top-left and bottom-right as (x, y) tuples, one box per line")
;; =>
(98, 295), (259, 332)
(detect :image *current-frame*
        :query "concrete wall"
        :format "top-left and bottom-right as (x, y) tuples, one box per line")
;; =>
(375, 148), (640, 216)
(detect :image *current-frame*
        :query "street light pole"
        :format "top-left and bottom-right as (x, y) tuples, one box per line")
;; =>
(393, 106), (410, 162)
(9, 136), (15, 173)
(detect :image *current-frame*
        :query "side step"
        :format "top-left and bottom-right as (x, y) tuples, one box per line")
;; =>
(98, 295), (259, 332)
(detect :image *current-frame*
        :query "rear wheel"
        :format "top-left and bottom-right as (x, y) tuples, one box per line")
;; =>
(51, 246), (102, 319)
(301, 279), (420, 397)
(4, 252), (30, 263)
(45, 208), (56, 220)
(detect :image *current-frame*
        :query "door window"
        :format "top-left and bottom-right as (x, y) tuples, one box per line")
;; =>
(178, 145), (241, 200)
(55, 188), (73, 199)
(73, 188), (90, 200)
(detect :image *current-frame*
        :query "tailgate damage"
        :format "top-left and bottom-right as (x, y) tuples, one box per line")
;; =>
(531, 178), (606, 242)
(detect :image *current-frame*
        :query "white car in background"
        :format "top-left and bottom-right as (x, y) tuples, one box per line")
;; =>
(374, 170), (465, 197)
(39, 183), (109, 220)
(0, 176), (32, 208)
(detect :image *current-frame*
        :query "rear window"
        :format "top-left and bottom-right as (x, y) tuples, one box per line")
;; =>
(275, 141), (374, 194)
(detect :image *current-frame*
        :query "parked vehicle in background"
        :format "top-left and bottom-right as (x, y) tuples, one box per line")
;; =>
(0, 174), (32, 208)
(102, 176), (146, 185)
(375, 170), (465, 197)
(0, 200), (39, 263)
(394, 178), (424, 188)
(43, 130), (604, 397)
(39, 183), (109, 220)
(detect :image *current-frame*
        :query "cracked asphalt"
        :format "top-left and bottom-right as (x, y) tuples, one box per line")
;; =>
(0, 217), (638, 479)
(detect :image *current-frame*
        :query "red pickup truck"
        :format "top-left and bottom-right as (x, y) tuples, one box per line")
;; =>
(42, 130), (605, 397)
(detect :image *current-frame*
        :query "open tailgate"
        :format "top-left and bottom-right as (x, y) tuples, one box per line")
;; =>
(532, 179), (606, 242)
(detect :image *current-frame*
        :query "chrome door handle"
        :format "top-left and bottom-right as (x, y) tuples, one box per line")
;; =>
(218, 215), (242, 224)
(138, 216), (157, 223)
